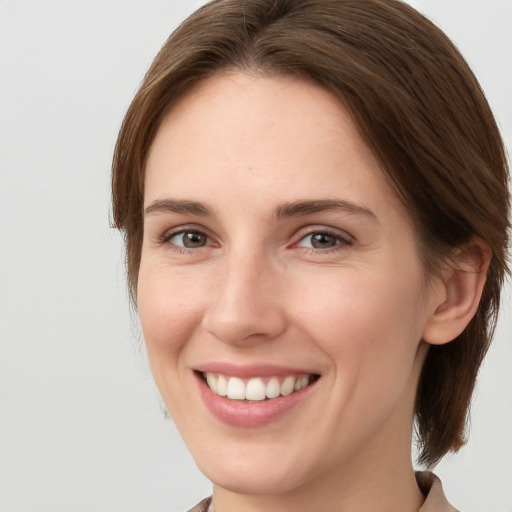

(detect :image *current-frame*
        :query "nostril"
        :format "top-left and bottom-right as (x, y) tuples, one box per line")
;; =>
(202, 309), (287, 346)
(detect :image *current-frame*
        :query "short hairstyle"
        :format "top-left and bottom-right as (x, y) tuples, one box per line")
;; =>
(111, 0), (510, 467)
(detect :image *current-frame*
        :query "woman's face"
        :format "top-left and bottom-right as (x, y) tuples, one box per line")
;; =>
(138, 73), (440, 495)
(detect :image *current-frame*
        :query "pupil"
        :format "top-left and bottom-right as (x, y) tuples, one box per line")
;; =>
(184, 232), (206, 248)
(311, 233), (336, 249)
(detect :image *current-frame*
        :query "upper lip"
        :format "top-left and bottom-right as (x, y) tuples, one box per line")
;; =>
(194, 362), (320, 379)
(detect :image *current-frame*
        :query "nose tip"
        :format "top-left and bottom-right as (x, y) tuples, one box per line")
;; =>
(201, 262), (287, 346)
(202, 305), (286, 346)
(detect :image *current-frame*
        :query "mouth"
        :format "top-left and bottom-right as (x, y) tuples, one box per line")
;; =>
(199, 371), (320, 402)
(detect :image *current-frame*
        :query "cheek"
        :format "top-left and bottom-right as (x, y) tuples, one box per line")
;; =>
(289, 265), (425, 367)
(137, 264), (210, 421)
(137, 264), (206, 358)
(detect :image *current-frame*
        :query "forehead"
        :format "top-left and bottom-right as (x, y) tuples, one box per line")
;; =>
(144, 72), (407, 226)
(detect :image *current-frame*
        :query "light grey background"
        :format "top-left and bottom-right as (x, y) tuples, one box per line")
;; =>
(0, 1), (510, 511)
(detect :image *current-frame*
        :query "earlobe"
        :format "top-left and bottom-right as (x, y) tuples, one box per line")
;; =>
(422, 237), (491, 346)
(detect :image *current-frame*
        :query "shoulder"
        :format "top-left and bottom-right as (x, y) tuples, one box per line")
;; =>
(187, 496), (213, 512)
(417, 472), (459, 512)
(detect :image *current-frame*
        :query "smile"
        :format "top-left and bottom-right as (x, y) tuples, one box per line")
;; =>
(202, 372), (317, 401)
(196, 367), (321, 427)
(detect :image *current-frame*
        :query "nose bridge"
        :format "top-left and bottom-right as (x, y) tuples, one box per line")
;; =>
(202, 243), (286, 345)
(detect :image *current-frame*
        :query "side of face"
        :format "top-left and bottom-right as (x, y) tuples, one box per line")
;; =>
(137, 72), (446, 495)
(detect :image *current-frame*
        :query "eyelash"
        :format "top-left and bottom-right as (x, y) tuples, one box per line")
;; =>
(293, 227), (353, 254)
(159, 227), (215, 254)
(158, 226), (353, 255)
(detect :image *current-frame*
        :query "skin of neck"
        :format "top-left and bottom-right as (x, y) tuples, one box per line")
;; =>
(211, 343), (429, 512)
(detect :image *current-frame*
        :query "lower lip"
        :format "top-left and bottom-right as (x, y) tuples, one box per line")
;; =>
(196, 373), (318, 428)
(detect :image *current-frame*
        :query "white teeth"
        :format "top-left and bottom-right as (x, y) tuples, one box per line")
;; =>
(217, 375), (228, 396)
(266, 377), (281, 399)
(245, 378), (267, 401)
(226, 377), (245, 399)
(296, 376), (309, 391)
(206, 373), (218, 393)
(280, 376), (295, 396)
(204, 372), (314, 400)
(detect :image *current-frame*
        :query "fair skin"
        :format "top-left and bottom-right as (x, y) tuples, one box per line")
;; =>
(138, 72), (487, 512)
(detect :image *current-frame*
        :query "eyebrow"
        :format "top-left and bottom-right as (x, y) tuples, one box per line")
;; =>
(144, 199), (213, 217)
(275, 199), (377, 220)
(144, 198), (377, 221)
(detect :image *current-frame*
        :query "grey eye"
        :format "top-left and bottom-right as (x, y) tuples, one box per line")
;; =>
(309, 233), (338, 249)
(298, 232), (340, 249)
(171, 231), (209, 248)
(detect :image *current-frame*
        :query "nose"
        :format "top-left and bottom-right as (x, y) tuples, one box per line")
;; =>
(201, 250), (287, 346)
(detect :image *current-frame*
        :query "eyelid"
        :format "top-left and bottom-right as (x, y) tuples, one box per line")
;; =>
(292, 225), (354, 246)
(159, 224), (217, 247)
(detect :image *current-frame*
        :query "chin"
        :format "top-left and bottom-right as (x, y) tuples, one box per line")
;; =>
(200, 459), (309, 496)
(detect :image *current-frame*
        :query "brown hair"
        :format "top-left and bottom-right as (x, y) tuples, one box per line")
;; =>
(111, 0), (510, 467)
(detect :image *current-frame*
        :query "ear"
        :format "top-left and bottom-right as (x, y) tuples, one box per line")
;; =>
(422, 237), (491, 346)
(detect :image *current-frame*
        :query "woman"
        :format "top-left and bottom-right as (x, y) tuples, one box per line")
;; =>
(111, 0), (510, 510)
